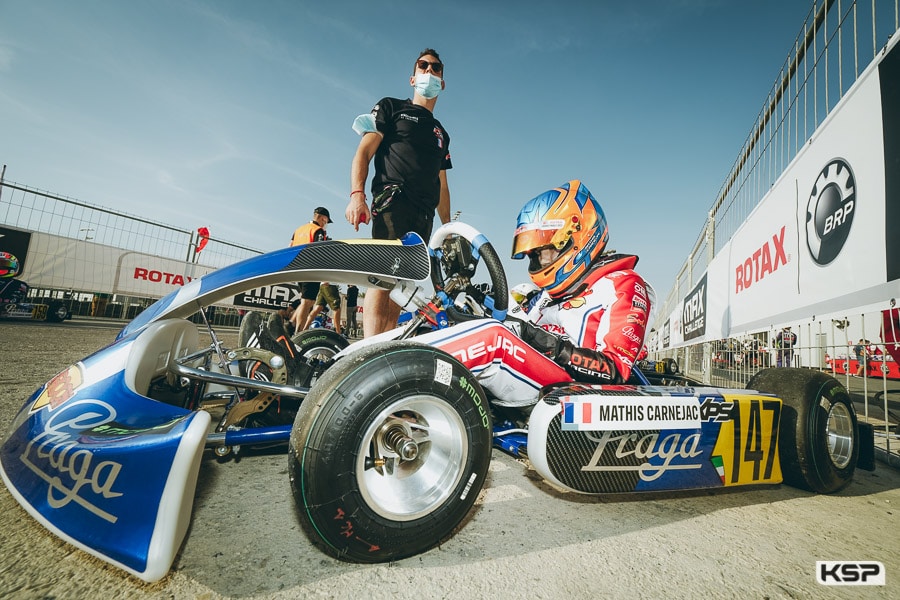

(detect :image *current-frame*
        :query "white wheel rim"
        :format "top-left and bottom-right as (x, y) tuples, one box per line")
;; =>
(356, 394), (467, 521)
(826, 402), (854, 469)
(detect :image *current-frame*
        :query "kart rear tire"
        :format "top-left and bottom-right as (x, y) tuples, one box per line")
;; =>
(289, 341), (491, 562)
(291, 328), (348, 360)
(663, 357), (679, 374)
(747, 368), (858, 493)
(47, 301), (69, 323)
(291, 328), (348, 386)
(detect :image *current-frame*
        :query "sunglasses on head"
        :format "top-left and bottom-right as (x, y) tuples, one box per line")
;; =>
(416, 59), (443, 74)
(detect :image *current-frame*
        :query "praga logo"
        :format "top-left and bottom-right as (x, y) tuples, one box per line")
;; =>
(581, 430), (703, 482)
(19, 399), (123, 523)
(806, 158), (855, 265)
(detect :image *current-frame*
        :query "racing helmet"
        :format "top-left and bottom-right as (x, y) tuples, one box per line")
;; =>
(511, 180), (608, 298)
(510, 282), (539, 305)
(0, 251), (20, 278)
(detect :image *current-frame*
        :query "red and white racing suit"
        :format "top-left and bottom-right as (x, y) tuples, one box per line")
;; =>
(417, 255), (654, 407)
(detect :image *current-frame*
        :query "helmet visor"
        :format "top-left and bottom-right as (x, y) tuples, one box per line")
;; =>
(511, 219), (566, 259)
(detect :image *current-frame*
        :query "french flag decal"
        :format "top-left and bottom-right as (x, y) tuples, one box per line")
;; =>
(562, 398), (592, 428)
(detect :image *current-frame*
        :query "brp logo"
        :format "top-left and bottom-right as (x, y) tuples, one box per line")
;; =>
(806, 159), (855, 265)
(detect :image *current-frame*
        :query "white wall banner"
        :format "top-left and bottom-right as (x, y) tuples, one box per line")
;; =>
(665, 33), (900, 347)
(22, 232), (216, 297)
(114, 251), (214, 296)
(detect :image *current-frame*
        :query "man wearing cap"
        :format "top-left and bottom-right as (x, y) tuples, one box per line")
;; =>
(290, 207), (332, 332)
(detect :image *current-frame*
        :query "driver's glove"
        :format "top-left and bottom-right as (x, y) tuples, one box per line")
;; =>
(506, 317), (620, 384)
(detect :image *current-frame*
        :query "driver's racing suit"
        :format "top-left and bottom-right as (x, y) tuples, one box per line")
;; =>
(418, 254), (654, 407)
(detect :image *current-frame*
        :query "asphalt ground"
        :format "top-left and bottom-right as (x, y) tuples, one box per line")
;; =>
(1, 320), (899, 599)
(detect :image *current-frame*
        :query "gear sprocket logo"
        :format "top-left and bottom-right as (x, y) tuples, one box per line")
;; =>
(806, 159), (855, 265)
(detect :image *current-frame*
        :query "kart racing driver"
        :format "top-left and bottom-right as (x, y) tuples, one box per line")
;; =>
(422, 179), (655, 408)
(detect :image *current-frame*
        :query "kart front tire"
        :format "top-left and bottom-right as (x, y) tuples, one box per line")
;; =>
(288, 341), (491, 562)
(747, 368), (858, 493)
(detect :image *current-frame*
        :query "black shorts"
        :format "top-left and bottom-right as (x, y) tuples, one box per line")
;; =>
(371, 187), (435, 241)
(301, 282), (321, 301)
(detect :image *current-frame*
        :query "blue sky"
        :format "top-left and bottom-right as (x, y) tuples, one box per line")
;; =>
(0, 0), (815, 296)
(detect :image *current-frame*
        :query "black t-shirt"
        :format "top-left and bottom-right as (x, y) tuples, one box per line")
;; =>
(371, 97), (452, 211)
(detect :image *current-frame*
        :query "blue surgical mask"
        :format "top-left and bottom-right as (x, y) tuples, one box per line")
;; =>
(414, 73), (442, 99)
(352, 113), (377, 135)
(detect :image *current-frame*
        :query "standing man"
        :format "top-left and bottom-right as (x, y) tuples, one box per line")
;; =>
(345, 284), (359, 337)
(290, 206), (332, 332)
(345, 48), (452, 336)
(775, 326), (797, 367)
(854, 339), (866, 376)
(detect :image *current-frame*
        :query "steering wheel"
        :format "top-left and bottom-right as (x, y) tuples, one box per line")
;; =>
(427, 222), (509, 323)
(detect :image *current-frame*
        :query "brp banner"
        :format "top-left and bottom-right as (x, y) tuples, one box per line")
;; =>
(233, 284), (303, 310)
(712, 39), (892, 335)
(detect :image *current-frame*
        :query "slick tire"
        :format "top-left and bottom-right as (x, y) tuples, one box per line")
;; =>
(663, 357), (679, 375)
(47, 301), (69, 323)
(747, 368), (858, 493)
(290, 328), (349, 386)
(289, 341), (492, 562)
(292, 327), (347, 361)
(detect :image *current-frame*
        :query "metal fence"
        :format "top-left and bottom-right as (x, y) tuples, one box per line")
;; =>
(652, 0), (900, 464)
(661, 0), (899, 315)
(0, 176), (263, 326)
(0, 178), (261, 269)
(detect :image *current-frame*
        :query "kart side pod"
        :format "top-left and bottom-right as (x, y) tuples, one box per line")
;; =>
(527, 369), (871, 496)
(526, 384), (784, 494)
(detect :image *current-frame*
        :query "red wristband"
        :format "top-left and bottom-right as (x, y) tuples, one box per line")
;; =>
(350, 190), (366, 198)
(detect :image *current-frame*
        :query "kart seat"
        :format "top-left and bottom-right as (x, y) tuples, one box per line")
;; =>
(124, 319), (200, 397)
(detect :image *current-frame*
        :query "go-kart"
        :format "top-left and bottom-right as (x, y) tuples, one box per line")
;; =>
(1, 277), (72, 322)
(0, 222), (876, 583)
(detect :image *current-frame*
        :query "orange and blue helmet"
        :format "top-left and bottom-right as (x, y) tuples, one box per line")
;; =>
(511, 180), (608, 298)
(0, 251), (20, 278)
